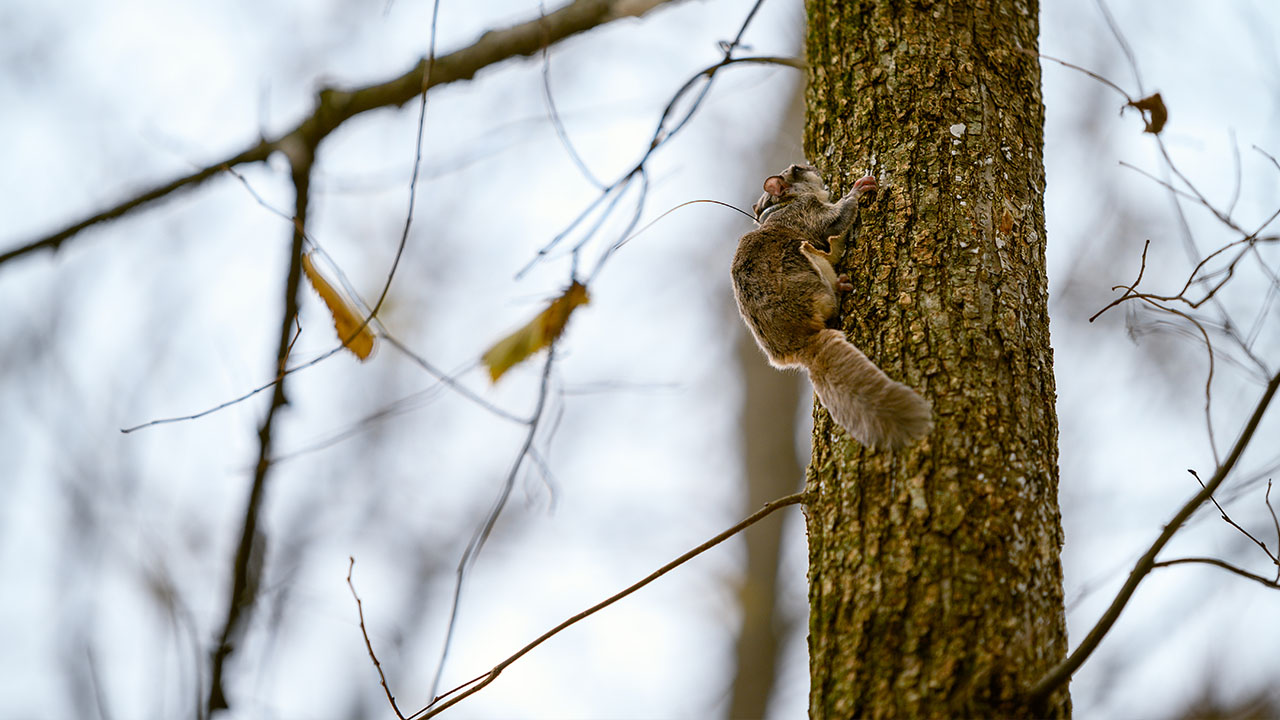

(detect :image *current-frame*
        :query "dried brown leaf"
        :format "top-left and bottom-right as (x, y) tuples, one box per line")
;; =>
(1129, 92), (1168, 134)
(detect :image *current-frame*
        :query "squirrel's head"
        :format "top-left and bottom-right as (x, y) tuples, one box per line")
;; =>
(753, 164), (830, 222)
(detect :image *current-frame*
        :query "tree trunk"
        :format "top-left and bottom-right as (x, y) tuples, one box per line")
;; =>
(802, 1), (1070, 717)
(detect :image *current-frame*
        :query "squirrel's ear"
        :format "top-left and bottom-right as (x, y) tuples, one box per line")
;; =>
(763, 175), (788, 197)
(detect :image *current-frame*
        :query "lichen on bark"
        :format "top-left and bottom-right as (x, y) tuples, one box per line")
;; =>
(802, 1), (1070, 717)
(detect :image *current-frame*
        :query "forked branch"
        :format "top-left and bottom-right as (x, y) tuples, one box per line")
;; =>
(1026, 370), (1280, 704)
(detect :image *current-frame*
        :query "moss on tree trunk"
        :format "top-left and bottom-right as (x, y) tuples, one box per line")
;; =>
(802, 0), (1070, 716)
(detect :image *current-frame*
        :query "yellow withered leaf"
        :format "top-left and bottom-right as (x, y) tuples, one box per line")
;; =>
(482, 281), (590, 382)
(301, 251), (375, 361)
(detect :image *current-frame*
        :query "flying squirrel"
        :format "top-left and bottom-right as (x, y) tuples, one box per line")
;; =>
(731, 164), (932, 449)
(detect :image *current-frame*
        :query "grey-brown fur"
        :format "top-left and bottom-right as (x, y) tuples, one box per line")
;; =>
(731, 164), (931, 449)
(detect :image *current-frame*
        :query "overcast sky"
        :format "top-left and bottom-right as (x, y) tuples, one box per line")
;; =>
(2, 1), (1278, 718)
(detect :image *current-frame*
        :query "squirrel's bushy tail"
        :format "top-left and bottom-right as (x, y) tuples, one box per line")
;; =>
(805, 328), (932, 449)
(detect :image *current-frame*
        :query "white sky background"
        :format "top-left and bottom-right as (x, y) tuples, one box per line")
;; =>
(1, 1), (1278, 718)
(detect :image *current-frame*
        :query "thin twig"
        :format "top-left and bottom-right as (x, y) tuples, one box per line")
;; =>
(525, 445), (561, 509)
(414, 490), (811, 718)
(380, 334), (528, 424)
(428, 347), (558, 700)
(1095, 0), (1145, 96)
(1143, 299), (1221, 463)
(1107, 157), (1277, 380)
(365, 0), (441, 326)
(513, 47), (802, 280)
(1256, 144), (1280, 175)
(85, 644), (115, 720)
(539, 0), (604, 189)
(584, 167), (649, 277)
(120, 346), (343, 433)
(347, 557), (407, 720)
(1244, 250), (1280, 351)
(1267, 480), (1280, 581)
(1152, 557), (1280, 590)
(1226, 130), (1243, 221)
(1088, 238), (1149, 323)
(1029, 51), (1131, 102)
(269, 379), (458, 464)
(1154, 136), (1241, 231)
(1086, 217), (1280, 462)
(1118, 160), (1247, 239)
(1189, 469), (1280, 567)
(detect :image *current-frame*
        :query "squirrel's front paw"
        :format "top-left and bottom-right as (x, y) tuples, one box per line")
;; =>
(850, 175), (877, 202)
(837, 273), (854, 292)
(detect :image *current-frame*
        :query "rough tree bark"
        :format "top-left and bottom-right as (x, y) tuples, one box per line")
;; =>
(802, 1), (1070, 717)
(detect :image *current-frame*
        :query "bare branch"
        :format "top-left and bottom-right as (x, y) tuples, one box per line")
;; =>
(0, 0), (691, 269)
(1085, 145), (1280, 460)
(412, 491), (811, 719)
(206, 140), (316, 714)
(1025, 370), (1280, 705)
(0, 142), (275, 268)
